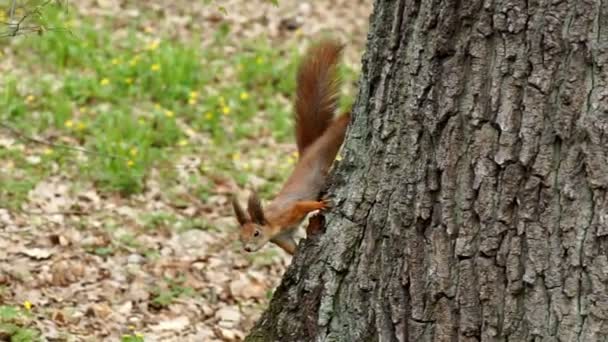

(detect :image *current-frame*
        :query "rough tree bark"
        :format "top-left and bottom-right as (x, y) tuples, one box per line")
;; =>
(247, 0), (608, 341)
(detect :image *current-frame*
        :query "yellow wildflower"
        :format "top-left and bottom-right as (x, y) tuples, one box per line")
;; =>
(129, 55), (140, 66)
(154, 103), (161, 110)
(43, 148), (53, 155)
(336, 154), (343, 161)
(125, 77), (133, 85)
(23, 301), (32, 311)
(205, 112), (213, 120)
(240, 92), (249, 100)
(164, 110), (174, 118)
(25, 95), (35, 103)
(64, 120), (74, 128)
(292, 151), (299, 158)
(146, 40), (160, 51)
(188, 98), (197, 105)
(77, 122), (86, 130)
(231, 153), (240, 161)
(129, 147), (138, 156)
(100, 78), (110, 86)
(111, 58), (120, 65)
(127, 160), (135, 167)
(243, 162), (251, 171)
(256, 56), (264, 64)
(189, 91), (199, 98)
(287, 156), (296, 165)
(150, 63), (161, 72)
(177, 139), (188, 146)
(222, 106), (231, 115)
(135, 332), (144, 338)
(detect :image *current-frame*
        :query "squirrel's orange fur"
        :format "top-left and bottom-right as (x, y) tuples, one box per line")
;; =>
(231, 39), (350, 255)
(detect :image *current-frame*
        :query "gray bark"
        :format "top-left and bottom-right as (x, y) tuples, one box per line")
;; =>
(246, 0), (608, 341)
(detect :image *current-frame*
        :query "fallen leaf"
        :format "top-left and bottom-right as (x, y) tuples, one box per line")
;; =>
(86, 303), (113, 319)
(229, 274), (266, 300)
(21, 247), (53, 260)
(116, 301), (133, 315)
(215, 306), (241, 328)
(188, 324), (216, 340)
(51, 259), (85, 286)
(52, 309), (67, 325)
(48, 233), (70, 246)
(216, 327), (237, 340)
(150, 316), (190, 331)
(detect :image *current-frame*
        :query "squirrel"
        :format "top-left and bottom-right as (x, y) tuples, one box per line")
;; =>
(231, 39), (350, 255)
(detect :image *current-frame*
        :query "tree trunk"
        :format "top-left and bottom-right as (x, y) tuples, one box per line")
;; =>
(247, 0), (608, 341)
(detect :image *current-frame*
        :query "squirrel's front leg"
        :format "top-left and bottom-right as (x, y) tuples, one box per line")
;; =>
(271, 235), (297, 255)
(280, 199), (330, 226)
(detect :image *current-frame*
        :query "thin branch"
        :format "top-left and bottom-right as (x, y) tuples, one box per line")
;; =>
(0, 25), (71, 38)
(8, 0), (17, 21)
(3, 0), (58, 38)
(0, 121), (128, 161)
(18, 208), (89, 216)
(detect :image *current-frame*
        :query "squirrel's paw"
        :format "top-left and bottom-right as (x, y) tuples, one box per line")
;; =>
(319, 197), (333, 210)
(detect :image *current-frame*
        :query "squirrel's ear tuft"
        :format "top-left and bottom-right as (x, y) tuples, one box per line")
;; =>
(247, 191), (266, 225)
(231, 195), (249, 226)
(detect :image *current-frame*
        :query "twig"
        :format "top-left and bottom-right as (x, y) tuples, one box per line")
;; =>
(8, 0), (16, 22)
(0, 25), (71, 38)
(17, 208), (88, 216)
(3, 0), (64, 38)
(0, 121), (128, 161)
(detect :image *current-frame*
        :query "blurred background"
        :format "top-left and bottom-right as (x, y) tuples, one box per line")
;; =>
(0, 0), (371, 341)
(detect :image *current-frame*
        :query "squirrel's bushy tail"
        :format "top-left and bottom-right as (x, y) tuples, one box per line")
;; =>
(294, 39), (343, 155)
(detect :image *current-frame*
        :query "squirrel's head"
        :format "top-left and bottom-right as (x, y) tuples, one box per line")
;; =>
(231, 191), (271, 253)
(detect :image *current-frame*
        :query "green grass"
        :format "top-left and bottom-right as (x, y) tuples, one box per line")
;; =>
(0, 305), (40, 342)
(121, 334), (145, 342)
(150, 276), (195, 309)
(0, 2), (357, 208)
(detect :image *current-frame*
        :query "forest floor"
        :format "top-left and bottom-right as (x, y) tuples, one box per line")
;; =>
(0, 0), (371, 341)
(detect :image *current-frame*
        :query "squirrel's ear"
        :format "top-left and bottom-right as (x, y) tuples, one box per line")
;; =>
(231, 195), (249, 226)
(247, 191), (266, 225)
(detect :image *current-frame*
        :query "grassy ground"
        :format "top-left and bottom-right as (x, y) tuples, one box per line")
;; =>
(0, 0), (371, 341)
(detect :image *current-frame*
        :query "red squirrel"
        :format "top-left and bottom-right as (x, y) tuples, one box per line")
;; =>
(231, 39), (350, 255)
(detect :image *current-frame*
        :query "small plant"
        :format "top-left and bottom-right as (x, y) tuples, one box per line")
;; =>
(85, 109), (155, 194)
(140, 211), (178, 230)
(0, 305), (40, 342)
(150, 276), (195, 309)
(117, 233), (142, 249)
(0, 148), (48, 210)
(89, 246), (114, 257)
(121, 332), (144, 342)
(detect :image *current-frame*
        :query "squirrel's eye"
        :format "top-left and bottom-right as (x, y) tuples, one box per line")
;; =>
(253, 230), (260, 237)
